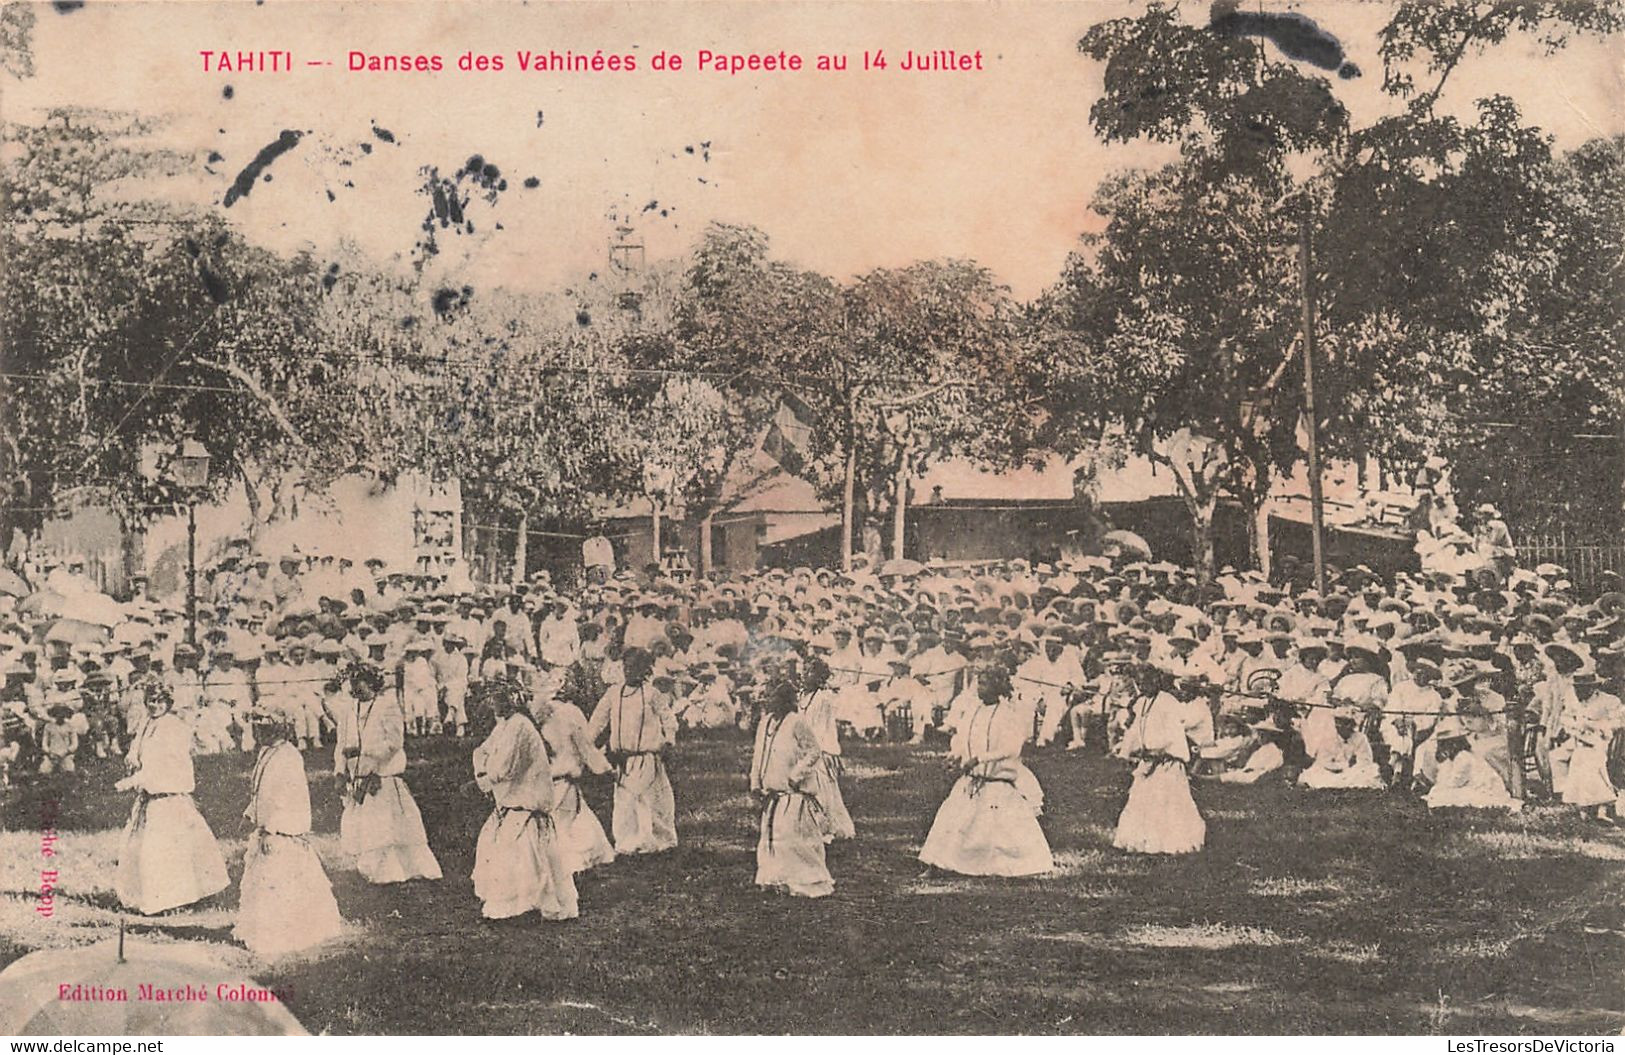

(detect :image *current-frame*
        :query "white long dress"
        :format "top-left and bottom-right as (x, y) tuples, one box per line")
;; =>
(1426, 750), (1521, 810)
(471, 713), (579, 920)
(1557, 694), (1624, 807)
(919, 696), (1053, 877)
(114, 712), (229, 914)
(235, 740), (345, 957)
(401, 657), (439, 724)
(588, 683), (678, 854)
(1298, 729), (1386, 789)
(542, 702), (616, 874)
(800, 687), (855, 841)
(1113, 692), (1206, 855)
(333, 690), (443, 884)
(751, 710), (835, 897)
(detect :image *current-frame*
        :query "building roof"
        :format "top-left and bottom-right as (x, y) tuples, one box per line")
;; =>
(597, 445), (830, 520)
(913, 451), (1177, 505)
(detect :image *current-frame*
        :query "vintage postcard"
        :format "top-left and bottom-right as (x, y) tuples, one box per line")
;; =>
(1, 0), (1622, 1040)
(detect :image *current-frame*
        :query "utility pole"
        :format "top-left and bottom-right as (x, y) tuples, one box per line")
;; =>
(841, 398), (857, 572)
(1300, 206), (1327, 598)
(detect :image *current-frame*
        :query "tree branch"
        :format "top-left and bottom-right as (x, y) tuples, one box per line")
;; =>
(188, 356), (307, 450)
(1416, 4), (1505, 113)
(1240, 341), (1300, 433)
(871, 380), (961, 410)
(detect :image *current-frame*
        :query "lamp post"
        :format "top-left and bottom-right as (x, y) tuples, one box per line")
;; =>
(172, 439), (211, 646)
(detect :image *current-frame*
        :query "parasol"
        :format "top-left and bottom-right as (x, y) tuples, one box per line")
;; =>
(1101, 530), (1153, 561)
(0, 567), (29, 596)
(19, 590), (127, 628)
(44, 618), (110, 647)
(0, 936), (309, 1035)
(878, 558), (924, 578)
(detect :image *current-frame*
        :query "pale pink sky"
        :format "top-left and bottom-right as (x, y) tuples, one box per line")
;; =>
(7, 1), (1621, 299)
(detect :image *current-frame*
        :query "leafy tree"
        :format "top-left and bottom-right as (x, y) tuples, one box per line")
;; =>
(1437, 135), (1624, 539)
(1054, 0), (1621, 578)
(616, 223), (838, 575)
(0, 2), (35, 81)
(1040, 163), (1305, 579)
(1378, 1), (1623, 110)
(787, 260), (1032, 565)
(1, 111), (365, 553)
(325, 275), (652, 581)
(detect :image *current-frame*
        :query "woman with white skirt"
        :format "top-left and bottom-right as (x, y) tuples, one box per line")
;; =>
(588, 648), (679, 855)
(471, 676), (579, 920)
(1426, 719), (1521, 810)
(236, 712), (344, 957)
(919, 664), (1053, 877)
(114, 681), (229, 914)
(540, 694), (617, 874)
(1556, 670), (1624, 823)
(751, 680), (835, 898)
(1113, 665), (1209, 855)
(1297, 710), (1386, 790)
(799, 658), (855, 842)
(332, 663), (443, 884)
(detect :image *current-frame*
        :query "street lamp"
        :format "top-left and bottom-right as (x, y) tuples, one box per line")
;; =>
(173, 439), (211, 646)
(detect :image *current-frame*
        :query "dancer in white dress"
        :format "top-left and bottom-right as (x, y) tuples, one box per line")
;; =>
(470, 676), (579, 920)
(1113, 665), (1209, 855)
(539, 692), (616, 874)
(588, 647), (679, 854)
(798, 657), (855, 842)
(919, 663), (1053, 877)
(750, 680), (835, 898)
(332, 663), (443, 884)
(113, 682), (229, 914)
(236, 712), (345, 957)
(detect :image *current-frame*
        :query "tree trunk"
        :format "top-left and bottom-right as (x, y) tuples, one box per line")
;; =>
(462, 505), (479, 576)
(238, 464), (262, 538)
(891, 448), (909, 562)
(514, 512), (528, 584)
(649, 499), (662, 571)
(1160, 445), (1221, 586)
(1189, 500), (1216, 585)
(120, 521), (138, 597)
(1250, 500), (1272, 579)
(699, 510), (715, 577)
(483, 516), (499, 584)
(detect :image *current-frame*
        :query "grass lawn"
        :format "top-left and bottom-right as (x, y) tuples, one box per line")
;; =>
(3, 733), (1623, 1035)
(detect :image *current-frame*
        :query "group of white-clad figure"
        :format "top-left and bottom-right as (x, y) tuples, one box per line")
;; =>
(111, 624), (1190, 953)
(748, 646), (1221, 898)
(111, 645), (689, 957)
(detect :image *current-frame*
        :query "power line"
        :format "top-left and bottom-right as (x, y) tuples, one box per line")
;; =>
(2, 371), (249, 397)
(7, 368), (1615, 439)
(73, 314), (216, 477)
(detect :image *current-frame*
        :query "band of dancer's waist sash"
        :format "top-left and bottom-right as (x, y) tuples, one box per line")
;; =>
(761, 788), (823, 849)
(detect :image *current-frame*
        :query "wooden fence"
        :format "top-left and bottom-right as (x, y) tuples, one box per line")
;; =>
(1516, 531), (1624, 595)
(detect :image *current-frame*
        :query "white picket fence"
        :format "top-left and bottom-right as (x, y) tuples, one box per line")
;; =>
(1516, 533), (1624, 594)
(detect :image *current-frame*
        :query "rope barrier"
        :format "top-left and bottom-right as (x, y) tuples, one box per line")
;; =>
(46, 668), (1508, 719)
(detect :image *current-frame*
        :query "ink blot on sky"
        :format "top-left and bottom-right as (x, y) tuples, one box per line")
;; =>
(1209, 1), (1361, 79)
(222, 130), (304, 207)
